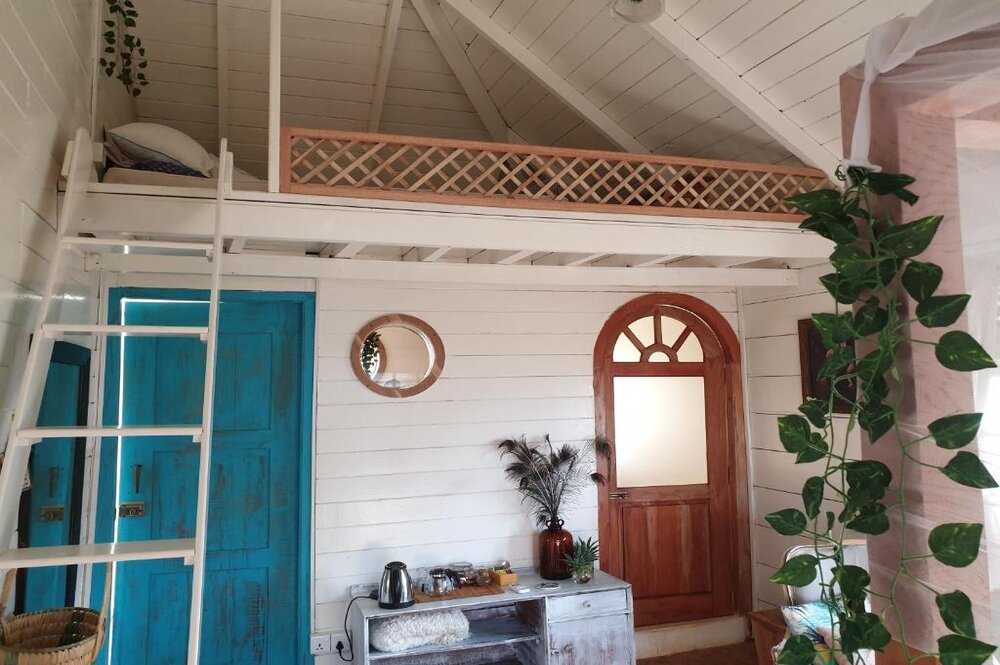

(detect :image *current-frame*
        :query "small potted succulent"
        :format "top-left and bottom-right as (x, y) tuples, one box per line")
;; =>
(563, 538), (599, 584)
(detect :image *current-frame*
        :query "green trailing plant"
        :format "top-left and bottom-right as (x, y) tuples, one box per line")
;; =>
(768, 168), (998, 665)
(563, 537), (599, 573)
(361, 331), (381, 375)
(498, 435), (610, 528)
(101, 0), (148, 97)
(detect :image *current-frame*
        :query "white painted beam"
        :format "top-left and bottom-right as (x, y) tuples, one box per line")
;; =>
(634, 254), (682, 268)
(496, 249), (536, 265)
(420, 246), (452, 262)
(437, 0), (647, 153)
(369, 0), (404, 133)
(79, 192), (833, 260)
(89, 253), (800, 288)
(227, 237), (246, 254)
(562, 253), (607, 267)
(411, 0), (512, 143)
(267, 0), (281, 192)
(334, 242), (367, 259)
(643, 15), (838, 177)
(217, 0), (230, 144)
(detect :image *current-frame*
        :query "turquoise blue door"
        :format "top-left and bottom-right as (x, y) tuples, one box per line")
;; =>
(19, 342), (89, 612)
(95, 290), (312, 665)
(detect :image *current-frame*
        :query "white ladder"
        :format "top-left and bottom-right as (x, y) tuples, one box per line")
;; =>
(0, 128), (231, 665)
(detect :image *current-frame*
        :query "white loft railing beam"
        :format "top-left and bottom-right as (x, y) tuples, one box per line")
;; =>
(411, 0), (512, 143)
(369, 0), (404, 133)
(267, 0), (281, 192)
(437, 0), (647, 153)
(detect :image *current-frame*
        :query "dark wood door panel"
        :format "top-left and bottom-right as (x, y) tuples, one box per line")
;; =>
(621, 502), (712, 599)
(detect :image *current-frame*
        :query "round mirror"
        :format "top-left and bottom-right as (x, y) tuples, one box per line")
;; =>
(351, 314), (445, 397)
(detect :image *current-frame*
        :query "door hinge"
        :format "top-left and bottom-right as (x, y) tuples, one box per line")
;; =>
(609, 491), (629, 500)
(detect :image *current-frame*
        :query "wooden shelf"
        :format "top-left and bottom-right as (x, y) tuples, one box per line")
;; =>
(18, 425), (203, 443)
(0, 539), (196, 569)
(369, 616), (538, 662)
(41, 324), (209, 339)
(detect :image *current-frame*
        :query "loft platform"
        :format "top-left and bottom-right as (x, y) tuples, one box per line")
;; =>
(76, 130), (833, 289)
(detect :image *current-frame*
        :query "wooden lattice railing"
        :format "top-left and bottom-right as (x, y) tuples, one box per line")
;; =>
(281, 128), (829, 221)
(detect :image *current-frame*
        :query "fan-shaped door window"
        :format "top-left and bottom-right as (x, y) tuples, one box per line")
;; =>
(609, 310), (709, 487)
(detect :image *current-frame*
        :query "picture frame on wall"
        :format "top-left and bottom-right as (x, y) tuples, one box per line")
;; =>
(797, 318), (856, 414)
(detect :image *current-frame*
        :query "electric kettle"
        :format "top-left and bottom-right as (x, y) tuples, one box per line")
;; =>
(378, 561), (415, 609)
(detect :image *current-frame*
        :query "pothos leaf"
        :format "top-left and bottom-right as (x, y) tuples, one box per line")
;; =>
(942, 452), (998, 489)
(929, 523), (984, 568)
(840, 612), (892, 653)
(917, 294), (971, 328)
(938, 634), (997, 665)
(830, 245), (873, 282)
(820, 273), (863, 305)
(929, 413), (983, 449)
(777, 635), (822, 665)
(812, 312), (855, 349)
(902, 260), (943, 302)
(867, 171), (916, 196)
(818, 345), (854, 380)
(936, 331), (997, 372)
(846, 503), (890, 535)
(937, 591), (977, 638)
(801, 476), (825, 520)
(796, 433), (828, 464)
(766, 509), (808, 536)
(833, 565), (870, 602)
(785, 189), (844, 216)
(880, 216), (942, 258)
(858, 401), (895, 443)
(770, 554), (820, 587)
(853, 298), (888, 336)
(798, 399), (828, 429)
(778, 415), (812, 454)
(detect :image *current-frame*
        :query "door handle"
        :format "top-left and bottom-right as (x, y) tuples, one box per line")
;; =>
(609, 491), (629, 500)
(132, 464), (143, 494)
(48, 466), (60, 498)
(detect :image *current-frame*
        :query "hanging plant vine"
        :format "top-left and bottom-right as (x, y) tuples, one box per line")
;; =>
(101, 0), (148, 97)
(769, 168), (998, 665)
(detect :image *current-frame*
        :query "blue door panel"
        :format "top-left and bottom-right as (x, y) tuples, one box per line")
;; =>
(96, 291), (309, 665)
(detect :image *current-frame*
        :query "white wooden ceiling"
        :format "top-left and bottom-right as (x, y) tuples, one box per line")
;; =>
(130, 0), (933, 177)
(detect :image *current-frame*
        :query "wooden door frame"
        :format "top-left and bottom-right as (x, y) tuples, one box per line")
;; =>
(92, 288), (315, 665)
(593, 293), (751, 619)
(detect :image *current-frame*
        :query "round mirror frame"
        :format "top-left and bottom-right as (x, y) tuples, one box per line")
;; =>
(350, 314), (445, 398)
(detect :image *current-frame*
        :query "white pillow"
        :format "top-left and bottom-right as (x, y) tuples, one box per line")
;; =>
(106, 123), (215, 176)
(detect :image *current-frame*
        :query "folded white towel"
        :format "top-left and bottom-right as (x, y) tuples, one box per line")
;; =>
(369, 609), (470, 653)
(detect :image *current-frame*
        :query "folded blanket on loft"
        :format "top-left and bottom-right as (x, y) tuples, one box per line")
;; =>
(369, 609), (470, 653)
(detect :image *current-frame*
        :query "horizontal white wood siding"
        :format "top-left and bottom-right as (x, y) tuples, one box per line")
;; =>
(313, 279), (740, 634)
(0, 0), (97, 435)
(740, 264), (861, 609)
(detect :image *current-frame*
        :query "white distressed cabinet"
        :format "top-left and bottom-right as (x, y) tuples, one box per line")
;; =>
(350, 571), (635, 665)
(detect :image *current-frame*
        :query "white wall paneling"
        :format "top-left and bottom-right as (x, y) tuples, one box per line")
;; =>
(311, 279), (740, 635)
(740, 265), (863, 609)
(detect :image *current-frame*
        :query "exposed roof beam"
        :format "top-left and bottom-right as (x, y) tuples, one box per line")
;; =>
(643, 16), (839, 177)
(334, 242), (367, 259)
(437, 0), (647, 153)
(369, 0), (404, 132)
(496, 249), (536, 265)
(227, 237), (246, 254)
(411, 0), (512, 143)
(217, 0), (230, 144)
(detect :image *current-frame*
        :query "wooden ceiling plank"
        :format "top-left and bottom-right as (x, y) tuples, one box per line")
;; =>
(411, 0), (512, 143)
(437, 0), (648, 154)
(369, 0), (405, 132)
(643, 14), (839, 176)
(267, 0), (281, 192)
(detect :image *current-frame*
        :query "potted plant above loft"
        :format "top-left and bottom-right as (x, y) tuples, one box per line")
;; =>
(564, 537), (599, 584)
(498, 435), (609, 580)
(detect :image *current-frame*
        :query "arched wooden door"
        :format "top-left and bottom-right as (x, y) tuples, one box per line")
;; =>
(594, 294), (750, 627)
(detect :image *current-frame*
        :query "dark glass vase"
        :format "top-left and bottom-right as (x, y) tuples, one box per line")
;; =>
(539, 519), (573, 580)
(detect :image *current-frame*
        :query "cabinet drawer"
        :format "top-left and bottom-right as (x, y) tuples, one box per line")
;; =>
(547, 590), (628, 622)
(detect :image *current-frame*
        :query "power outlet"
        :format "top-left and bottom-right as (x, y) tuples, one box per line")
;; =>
(310, 634), (332, 655)
(330, 631), (349, 657)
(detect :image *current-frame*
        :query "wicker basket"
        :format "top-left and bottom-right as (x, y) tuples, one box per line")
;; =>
(0, 566), (110, 665)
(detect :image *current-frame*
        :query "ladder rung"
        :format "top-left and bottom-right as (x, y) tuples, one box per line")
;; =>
(41, 324), (210, 340)
(0, 539), (196, 569)
(63, 237), (214, 254)
(18, 425), (203, 443)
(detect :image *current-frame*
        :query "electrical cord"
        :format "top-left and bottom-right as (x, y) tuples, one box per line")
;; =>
(338, 592), (377, 662)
